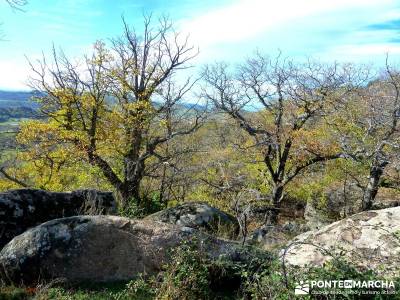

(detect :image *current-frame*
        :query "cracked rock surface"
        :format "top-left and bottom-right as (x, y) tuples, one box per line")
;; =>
(282, 207), (400, 276)
(0, 215), (262, 285)
(144, 202), (239, 236)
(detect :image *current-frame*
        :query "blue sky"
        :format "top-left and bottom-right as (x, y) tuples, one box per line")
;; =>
(1, 0), (400, 90)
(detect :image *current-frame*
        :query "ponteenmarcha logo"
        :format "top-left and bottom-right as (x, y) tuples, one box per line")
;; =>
(294, 280), (396, 296)
(295, 281), (310, 295)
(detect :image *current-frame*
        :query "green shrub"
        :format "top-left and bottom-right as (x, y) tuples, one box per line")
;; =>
(112, 276), (155, 300)
(157, 240), (210, 300)
(119, 193), (166, 219)
(140, 192), (166, 216)
(118, 200), (144, 219)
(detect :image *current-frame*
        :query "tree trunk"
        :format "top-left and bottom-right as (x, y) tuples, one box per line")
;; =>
(362, 164), (385, 210)
(118, 180), (142, 209)
(269, 184), (284, 224)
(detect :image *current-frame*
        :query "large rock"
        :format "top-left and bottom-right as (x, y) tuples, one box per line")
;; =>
(282, 207), (400, 276)
(303, 182), (363, 230)
(303, 201), (334, 230)
(0, 189), (116, 249)
(144, 202), (239, 237)
(0, 215), (264, 285)
(251, 222), (309, 250)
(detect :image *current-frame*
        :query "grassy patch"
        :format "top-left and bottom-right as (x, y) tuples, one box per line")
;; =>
(0, 285), (28, 300)
(0, 282), (130, 300)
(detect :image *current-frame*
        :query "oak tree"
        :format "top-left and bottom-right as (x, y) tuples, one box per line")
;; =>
(4, 17), (202, 208)
(202, 54), (360, 223)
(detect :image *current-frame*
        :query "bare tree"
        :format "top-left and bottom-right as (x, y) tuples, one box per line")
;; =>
(332, 58), (400, 210)
(5, 0), (27, 10)
(1, 0), (27, 38)
(202, 53), (361, 223)
(13, 16), (203, 208)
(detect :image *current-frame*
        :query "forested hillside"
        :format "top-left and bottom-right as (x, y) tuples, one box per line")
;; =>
(1, 2), (400, 299)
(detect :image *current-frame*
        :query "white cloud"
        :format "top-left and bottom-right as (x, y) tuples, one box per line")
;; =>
(0, 58), (31, 90)
(325, 43), (400, 61)
(2, 0), (400, 90)
(179, 0), (391, 49)
(170, 0), (400, 68)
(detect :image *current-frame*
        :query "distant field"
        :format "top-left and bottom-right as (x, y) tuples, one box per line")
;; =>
(0, 92), (41, 151)
(0, 117), (20, 150)
(0, 118), (30, 134)
(0, 132), (17, 151)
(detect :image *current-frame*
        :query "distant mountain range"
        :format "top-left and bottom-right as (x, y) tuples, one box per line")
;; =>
(0, 90), (40, 109)
(0, 90), (40, 101)
(0, 90), (205, 111)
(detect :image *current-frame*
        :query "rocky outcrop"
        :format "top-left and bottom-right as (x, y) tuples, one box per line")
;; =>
(282, 206), (400, 276)
(0, 215), (265, 285)
(372, 195), (400, 209)
(0, 189), (116, 249)
(303, 202), (334, 230)
(251, 222), (309, 250)
(144, 202), (239, 237)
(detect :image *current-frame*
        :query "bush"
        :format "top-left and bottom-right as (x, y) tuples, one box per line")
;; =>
(111, 276), (155, 300)
(119, 193), (166, 219)
(118, 200), (144, 219)
(157, 240), (210, 300)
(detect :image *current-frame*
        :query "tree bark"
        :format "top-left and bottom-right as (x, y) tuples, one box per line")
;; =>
(362, 162), (386, 210)
(269, 183), (284, 224)
(118, 181), (141, 209)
